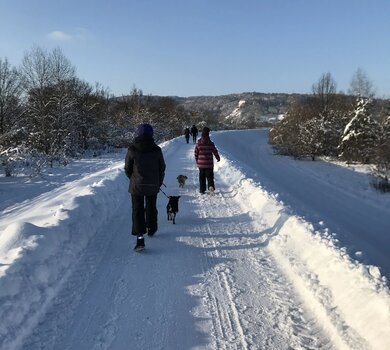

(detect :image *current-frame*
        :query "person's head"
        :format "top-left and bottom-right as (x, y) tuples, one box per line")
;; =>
(201, 126), (210, 137)
(136, 123), (153, 138)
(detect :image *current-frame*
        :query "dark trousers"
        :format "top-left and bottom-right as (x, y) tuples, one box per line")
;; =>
(192, 134), (197, 143)
(199, 168), (215, 193)
(131, 194), (158, 236)
(185, 136), (189, 144)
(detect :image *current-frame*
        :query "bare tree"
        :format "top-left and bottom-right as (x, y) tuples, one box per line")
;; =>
(20, 46), (54, 94)
(312, 72), (337, 112)
(348, 67), (376, 98)
(51, 47), (76, 84)
(20, 47), (79, 161)
(0, 58), (22, 134)
(129, 85), (144, 122)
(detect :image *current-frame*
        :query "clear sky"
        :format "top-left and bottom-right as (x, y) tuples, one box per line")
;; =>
(1, 0), (389, 97)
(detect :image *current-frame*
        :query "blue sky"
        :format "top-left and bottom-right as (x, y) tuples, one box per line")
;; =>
(1, 0), (389, 97)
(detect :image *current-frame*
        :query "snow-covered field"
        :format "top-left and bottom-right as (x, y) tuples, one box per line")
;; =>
(0, 129), (389, 350)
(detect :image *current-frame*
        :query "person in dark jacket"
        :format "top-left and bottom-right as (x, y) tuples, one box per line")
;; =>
(124, 123), (166, 251)
(184, 127), (190, 144)
(194, 126), (220, 194)
(190, 124), (198, 143)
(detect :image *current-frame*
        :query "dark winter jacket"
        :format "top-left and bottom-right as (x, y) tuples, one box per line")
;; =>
(124, 136), (166, 195)
(194, 136), (220, 169)
(190, 126), (198, 137)
(184, 128), (190, 137)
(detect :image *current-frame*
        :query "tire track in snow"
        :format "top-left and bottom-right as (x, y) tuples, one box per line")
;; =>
(192, 162), (333, 349)
(202, 215), (249, 350)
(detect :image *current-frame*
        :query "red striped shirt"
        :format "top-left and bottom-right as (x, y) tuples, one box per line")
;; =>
(195, 137), (220, 168)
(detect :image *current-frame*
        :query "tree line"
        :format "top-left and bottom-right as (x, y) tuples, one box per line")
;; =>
(269, 71), (390, 191)
(0, 46), (208, 177)
(2, 47), (389, 190)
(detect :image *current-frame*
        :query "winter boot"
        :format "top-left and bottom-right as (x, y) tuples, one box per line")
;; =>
(134, 235), (145, 252)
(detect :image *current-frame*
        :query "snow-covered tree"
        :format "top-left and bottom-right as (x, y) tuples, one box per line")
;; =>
(339, 98), (381, 163)
(20, 47), (79, 164)
(0, 127), (30, 176)
(321, 94), (355, 157)
(0, 58), (25, 176)
(49, 51), (78, 160)
(374, 114), (390, 190)
(48, 84), (78, 164)
(269, 97), (310, 158)
(298, 115), (325, 160)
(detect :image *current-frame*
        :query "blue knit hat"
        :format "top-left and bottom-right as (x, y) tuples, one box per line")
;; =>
(136, 123), (153, 137)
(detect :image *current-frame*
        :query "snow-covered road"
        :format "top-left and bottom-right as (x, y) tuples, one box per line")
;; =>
(1, 129), (390, 349)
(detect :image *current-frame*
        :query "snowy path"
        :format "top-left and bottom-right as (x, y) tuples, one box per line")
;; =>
(1, 130), (390, 349)
(18, 138), (329, 350)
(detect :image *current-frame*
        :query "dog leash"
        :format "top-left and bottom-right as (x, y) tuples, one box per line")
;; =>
(159, 186), (170, 198)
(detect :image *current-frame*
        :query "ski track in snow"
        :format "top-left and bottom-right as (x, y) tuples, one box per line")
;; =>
(1, 130), (390, 349)
(192, 187), (332, 350)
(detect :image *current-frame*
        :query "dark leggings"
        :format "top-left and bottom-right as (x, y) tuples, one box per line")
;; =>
(131, 194), (158, 236)
(199, 168), (215, 193)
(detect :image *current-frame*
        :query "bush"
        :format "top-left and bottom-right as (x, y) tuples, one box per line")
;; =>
(372, 177), (390, 193)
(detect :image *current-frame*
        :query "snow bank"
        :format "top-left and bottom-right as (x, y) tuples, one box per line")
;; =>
(269, 218), (390, 350)
(216, 154), (390, 350)
(0, 163), (127, 350)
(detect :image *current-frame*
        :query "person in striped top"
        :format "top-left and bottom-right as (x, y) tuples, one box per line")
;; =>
(194, 127), (220, 194)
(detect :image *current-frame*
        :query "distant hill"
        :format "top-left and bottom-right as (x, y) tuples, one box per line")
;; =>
(174, 92), (307, 126)
(113, 91), (388, 129)
(113, 91), (306, 127)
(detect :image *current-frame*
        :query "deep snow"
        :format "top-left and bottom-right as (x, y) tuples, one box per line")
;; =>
(0, 129), (389, 350)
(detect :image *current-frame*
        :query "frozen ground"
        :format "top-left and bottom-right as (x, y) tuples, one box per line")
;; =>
(0, 129), (389, 349)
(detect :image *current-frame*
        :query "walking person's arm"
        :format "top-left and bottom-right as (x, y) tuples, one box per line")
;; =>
(124, 149), (134, 178)
(158, 151), (166, 187)
(212, 144), (220, 162)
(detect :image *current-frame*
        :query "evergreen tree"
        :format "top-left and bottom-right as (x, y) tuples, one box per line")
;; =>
(321, 96), (354, 157)
(339, 98), (381, 163)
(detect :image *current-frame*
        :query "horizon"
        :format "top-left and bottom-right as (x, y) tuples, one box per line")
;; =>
(1, 0), (390, 98)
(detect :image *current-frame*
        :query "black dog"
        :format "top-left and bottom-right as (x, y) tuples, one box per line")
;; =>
(166, 196), (180, 224)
